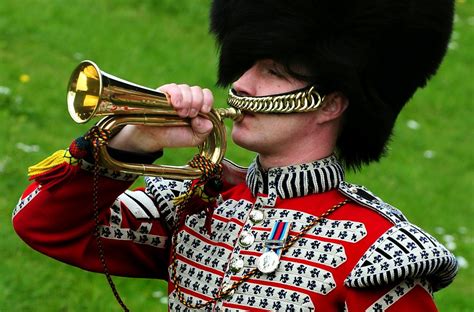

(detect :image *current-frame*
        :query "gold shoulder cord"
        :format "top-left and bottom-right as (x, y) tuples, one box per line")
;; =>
(227, 85), (325, 114)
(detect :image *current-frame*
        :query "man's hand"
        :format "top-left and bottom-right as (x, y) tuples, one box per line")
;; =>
(108, 83), (214, 154)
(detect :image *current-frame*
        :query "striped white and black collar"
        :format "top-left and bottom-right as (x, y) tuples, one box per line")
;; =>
(246, 155), (344, 199)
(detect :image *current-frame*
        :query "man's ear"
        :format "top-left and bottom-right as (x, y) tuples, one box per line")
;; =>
(316, 92), (349, 124)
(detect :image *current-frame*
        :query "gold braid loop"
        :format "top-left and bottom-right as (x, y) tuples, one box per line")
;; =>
(84, 125), (112, 148)
(188, 154), (222, 182)
(227, 85), (324, 114)
(173, 154), (223, 214)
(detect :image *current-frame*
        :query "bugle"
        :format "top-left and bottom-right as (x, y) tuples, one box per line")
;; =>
(67, 60), (242, 180)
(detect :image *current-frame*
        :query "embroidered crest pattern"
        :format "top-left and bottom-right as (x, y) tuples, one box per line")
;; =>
(99, 196), (167, 248)
(365, 278), (432, 311)
(143, 156), (457, 310)
(338, 182), (406, 224)
(80, 160), (137, 181)
(345, 223), (458, 290)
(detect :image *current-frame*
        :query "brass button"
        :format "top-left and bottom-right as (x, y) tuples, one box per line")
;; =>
(239, 231), (255, 248)
(229, 257), (244, 273)
(249, 209), (265, 224)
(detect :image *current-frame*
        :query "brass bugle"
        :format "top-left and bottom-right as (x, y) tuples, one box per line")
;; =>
(67, 60), (243, 180)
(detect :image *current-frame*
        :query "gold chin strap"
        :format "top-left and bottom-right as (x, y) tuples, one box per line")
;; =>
(227, 85), (325, 114)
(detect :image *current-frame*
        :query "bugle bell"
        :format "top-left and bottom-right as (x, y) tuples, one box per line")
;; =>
(67, 60), (243, 180)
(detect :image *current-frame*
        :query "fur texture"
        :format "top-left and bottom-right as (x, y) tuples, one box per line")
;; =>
(210, 0), (454, 169)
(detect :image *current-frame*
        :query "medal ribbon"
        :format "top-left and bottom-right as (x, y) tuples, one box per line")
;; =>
(265, 221), (291, 256)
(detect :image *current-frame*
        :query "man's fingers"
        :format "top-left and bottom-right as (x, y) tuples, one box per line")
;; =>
(189, 86), (204, 117)
(202, 88), (213, 113)
(158, 84), (214, 118)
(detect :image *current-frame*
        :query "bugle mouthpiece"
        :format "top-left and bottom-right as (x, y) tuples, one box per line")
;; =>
(217, 107), (243, 122)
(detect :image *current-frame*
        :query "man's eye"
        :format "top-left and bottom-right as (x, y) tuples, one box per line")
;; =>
(268, 68), (285, 78)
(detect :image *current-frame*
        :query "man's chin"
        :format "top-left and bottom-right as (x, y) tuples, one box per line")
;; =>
(231, 132), (258, 153)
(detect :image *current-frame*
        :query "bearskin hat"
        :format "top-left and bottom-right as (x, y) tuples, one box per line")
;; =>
(210, 0), (454, 169)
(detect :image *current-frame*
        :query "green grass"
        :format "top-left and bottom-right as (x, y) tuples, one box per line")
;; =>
(0, 0), (472, 311)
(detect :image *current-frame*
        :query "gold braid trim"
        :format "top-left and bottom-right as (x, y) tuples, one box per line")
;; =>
(227, 86), (324, 114)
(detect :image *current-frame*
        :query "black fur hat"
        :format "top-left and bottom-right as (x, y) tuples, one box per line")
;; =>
(210, 0), (454, 169)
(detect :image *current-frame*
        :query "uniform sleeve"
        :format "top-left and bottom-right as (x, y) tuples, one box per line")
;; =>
(344, 278), (437, 312)
(13, 154), (172, 279)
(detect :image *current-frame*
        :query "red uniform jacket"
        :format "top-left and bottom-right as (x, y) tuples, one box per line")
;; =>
(13, 153), (457, 311)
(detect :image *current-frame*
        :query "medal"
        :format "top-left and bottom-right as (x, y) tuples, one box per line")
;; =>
(257, 221), (291, 274)
(257, 250), (280, 273)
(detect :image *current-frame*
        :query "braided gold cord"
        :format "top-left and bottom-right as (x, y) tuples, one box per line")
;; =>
(88, 126), (130, 311)
(227, 86), (324, 114)
(188, 154), (222, 182)
(281, 199), (350, 253)
(85, 126), (111, 146)
(173, 154), (223, 221)
(86, 131), (349, 311)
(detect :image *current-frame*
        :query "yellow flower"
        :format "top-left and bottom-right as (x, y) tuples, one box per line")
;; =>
(20, 74), (30, 83)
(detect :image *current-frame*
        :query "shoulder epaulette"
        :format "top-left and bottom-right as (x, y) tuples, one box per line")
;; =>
(345, 222), (458, 291)
(338, 181), (407, 224)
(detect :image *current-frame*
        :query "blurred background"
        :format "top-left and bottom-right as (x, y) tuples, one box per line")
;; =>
(0, 0), (472, 311)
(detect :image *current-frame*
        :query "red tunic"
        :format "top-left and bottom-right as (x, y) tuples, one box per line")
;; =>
(13, 155), (457, 311)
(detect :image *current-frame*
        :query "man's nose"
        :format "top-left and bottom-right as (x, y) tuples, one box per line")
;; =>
(232, 66), (257, 96)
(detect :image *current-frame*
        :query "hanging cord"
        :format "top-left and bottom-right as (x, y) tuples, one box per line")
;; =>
(173, 154), (223, 231)
(84, 129), (224, 312)
(83, 129), (350, 310)
(170, 198), (351, 309)
(85, 126), (130, 312)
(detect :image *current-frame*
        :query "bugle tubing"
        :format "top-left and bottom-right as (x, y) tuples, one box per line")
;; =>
(67, 60), (243, 179)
